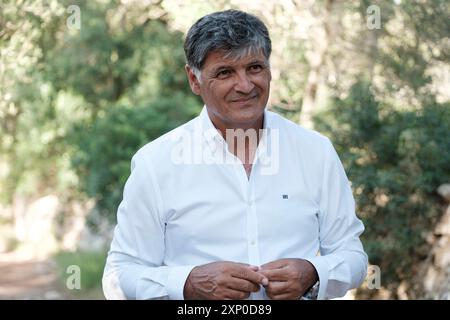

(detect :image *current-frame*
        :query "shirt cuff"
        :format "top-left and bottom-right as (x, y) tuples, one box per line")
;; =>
(166, 265), (196, 300)
(305, 256), (329, 300)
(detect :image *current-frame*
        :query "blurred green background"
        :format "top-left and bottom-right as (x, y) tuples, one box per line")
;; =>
(0, 0), (449, 299)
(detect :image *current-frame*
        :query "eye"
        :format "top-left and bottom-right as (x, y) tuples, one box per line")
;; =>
(216, 69), (232, 79)
(248, 64), (263, 73)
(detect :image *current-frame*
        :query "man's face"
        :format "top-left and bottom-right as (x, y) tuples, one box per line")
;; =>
(186, 49), (271, 129)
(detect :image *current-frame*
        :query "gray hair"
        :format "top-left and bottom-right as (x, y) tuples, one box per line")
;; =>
(184, 10), (272, 79)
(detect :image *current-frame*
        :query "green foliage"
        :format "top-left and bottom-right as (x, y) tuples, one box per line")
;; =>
(313, 1), (450, 297)
(315, 81), (450, 294)
(71, 95), (200, 221)
(0, 0), (66, 203)
(0, 0), (202, 219)
(46, 2), (204, 220)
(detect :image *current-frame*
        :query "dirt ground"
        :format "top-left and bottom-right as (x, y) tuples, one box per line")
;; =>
(0, 254), (66, 299)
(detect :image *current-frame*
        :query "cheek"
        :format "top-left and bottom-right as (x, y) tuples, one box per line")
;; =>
(211, 82), (235, 101)
(256, 81), (270, 99)
(253, 74), (271, 91)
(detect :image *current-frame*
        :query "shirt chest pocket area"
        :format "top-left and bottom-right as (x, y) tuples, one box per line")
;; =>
(264, 192), (319, 240)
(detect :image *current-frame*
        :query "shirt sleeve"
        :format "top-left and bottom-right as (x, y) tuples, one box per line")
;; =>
(102, 151), (195, 300)
(305, 137), (368, 300)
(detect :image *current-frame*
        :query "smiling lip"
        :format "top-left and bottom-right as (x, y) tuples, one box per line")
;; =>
(231, 95), (257, 103)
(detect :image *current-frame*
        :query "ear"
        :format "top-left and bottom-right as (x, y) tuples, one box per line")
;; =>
(185, 64), (201, 95)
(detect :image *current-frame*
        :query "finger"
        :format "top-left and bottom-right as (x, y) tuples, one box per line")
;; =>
(248, 265), (259, 272)
(232, 265), (269, 286)
(228, 276), (260, 293)
(234, 262), (260, 271)
(236, 263), (259, 272)
(260, 259), (288, 270)
(258, 268), (289, 281)
(264, 281), (289, 296)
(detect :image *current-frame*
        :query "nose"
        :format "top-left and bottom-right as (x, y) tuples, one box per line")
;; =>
(234, 71), (255, 94)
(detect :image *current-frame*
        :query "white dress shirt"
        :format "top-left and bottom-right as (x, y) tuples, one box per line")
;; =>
(102, 106), (368, 300)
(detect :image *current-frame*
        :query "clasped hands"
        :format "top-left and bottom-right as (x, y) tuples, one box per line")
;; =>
(183, 258), (318, 300)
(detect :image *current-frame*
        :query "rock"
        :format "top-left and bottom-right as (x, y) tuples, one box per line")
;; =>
(435, 207), (450, 236)
(434, 239), (450, 268)
(437, 184), (450, 202)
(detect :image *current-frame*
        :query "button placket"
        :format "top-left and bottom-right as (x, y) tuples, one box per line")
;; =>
(246, 177), (260, 267)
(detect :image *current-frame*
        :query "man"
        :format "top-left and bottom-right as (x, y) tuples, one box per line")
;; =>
(102, 9), (368, 300)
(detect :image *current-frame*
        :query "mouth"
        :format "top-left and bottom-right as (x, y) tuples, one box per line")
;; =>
(231, 95), (258, 103)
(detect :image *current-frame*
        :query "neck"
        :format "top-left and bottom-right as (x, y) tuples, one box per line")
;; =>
(207, 112), (265, 142)
(207, 111), (265, 167)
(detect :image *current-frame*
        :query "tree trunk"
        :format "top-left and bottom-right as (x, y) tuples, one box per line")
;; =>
(299, 0), (334, 129)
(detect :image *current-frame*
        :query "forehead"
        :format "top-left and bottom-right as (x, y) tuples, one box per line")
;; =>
(202, 49), (267, 70)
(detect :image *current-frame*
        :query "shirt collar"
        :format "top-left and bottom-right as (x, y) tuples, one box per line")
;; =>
(198, 105), (272, 145)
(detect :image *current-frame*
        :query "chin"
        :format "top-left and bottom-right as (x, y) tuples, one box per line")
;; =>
(231, 107), (264, 124)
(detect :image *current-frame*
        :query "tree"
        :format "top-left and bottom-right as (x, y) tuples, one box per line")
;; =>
(315, 0), (450, 298)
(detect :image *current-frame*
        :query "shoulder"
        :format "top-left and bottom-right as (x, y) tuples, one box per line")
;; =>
(267, 110), (332, 155)
(131, 116), (199, 167)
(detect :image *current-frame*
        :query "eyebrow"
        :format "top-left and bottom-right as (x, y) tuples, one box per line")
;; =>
(246, 59), (266, 66)
(211, 60), (267, 74)
(212, 66), (231, 74)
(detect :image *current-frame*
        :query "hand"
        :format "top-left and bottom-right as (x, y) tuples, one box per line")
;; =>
(258, 258), (318, 300)
(183, 261), (269, 300)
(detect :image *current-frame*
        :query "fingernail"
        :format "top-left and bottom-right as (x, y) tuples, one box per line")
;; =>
(262, 278), (269, 286)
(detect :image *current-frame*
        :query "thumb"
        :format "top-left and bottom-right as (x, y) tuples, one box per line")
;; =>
(247, 265), (269, 286)
(260, 275), (269, 286)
